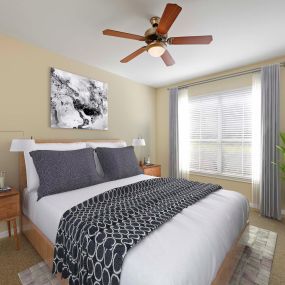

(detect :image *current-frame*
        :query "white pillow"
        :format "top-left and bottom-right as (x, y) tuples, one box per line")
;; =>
(86, 141), (127, 177)
(24, 142), (86, 192)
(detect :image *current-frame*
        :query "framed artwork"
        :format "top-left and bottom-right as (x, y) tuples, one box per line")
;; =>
(50, 68), (108, 130)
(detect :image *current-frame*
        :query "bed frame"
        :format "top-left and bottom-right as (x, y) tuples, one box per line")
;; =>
(19, 139), (248, 285)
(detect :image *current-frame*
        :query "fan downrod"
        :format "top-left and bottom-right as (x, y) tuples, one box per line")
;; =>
(150, 16), (160, 27)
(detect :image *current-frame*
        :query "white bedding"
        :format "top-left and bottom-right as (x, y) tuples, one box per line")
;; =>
(23, 174), (249, 285)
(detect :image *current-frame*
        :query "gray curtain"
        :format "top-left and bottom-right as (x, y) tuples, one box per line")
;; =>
(260, 64), (281, 220)
(169, 88), (179, 177)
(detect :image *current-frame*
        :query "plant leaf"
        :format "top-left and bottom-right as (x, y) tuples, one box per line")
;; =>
(279, 163), (285, 170)
(276, 145), (285, 153)
(280, 132), (285, 144)
(275, 133), (285, 177)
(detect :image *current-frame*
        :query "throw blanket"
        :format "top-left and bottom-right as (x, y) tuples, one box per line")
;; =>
(53, 178), (222, 285)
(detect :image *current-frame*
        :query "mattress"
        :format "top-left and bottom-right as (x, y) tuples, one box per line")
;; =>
(23, 174), (249, 285)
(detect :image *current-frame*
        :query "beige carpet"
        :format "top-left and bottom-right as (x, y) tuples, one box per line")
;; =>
(0, 233), (41, 285)
(0, 210), (284, 285)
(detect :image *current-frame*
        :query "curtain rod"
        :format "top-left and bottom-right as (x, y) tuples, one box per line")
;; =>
(168, 62), (285, 90)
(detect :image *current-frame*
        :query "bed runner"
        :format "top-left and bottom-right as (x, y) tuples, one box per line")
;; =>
(53, 177), (222, 285)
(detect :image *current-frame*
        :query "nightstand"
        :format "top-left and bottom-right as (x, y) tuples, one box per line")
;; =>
(0, 188), (20, 250)
(141, 164), (161, 177)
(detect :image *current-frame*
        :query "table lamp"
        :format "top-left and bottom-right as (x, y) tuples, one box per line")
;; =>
(132, 137), (146, 166)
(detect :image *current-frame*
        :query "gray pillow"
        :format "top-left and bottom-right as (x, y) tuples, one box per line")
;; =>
(95, 146), (143, 180)
(30, 148), (104, 200)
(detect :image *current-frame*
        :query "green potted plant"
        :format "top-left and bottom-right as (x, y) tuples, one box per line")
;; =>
(275, 133), (285, 179)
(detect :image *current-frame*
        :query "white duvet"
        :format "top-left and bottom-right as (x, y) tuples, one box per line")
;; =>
(23, 174), (249, 285)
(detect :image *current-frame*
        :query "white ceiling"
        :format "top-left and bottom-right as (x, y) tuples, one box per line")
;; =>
(1, 0), (285, 87)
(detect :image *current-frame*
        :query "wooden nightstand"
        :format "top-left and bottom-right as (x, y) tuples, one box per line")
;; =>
(0, 188), (20, 250)
(141, 164), (161, 177)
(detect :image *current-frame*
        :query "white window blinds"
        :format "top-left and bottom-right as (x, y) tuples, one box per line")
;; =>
(188, 87), (252, 180)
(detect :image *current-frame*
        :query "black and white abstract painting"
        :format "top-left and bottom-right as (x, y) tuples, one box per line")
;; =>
(50, 68), (108, 130)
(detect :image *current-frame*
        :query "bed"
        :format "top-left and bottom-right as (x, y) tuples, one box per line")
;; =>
(19, 139), (249, 285)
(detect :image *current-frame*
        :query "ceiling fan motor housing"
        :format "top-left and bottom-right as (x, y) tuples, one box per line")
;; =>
(145, 17), (167, 45)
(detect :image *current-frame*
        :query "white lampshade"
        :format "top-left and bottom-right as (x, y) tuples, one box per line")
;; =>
(132, 138), (146, 147)
(147, 42), (166, 57)
(10, 139), (35, 152)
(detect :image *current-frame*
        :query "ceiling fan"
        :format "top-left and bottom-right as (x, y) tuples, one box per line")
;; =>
(102, 3), (213, 66)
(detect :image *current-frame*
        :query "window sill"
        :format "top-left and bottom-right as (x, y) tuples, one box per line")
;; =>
(188, 171), (252, 184)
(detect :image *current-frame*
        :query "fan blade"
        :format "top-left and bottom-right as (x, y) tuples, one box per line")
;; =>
(168, 35), (213, 45)
(156, 3), (182, 35)
(161, 50), (175, 66)
(103, 29), (145, 41)
(120, 47), (146, 63)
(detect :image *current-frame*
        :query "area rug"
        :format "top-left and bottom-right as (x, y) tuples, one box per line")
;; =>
(18, 261), (60, 285)
(18, 225), (277, 285)
(229, 225), (277, 285)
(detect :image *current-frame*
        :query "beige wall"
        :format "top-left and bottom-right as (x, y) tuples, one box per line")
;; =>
(1, 33), (285, 236)
(156, 56), (285, 207)
(0, 34), (156, 234)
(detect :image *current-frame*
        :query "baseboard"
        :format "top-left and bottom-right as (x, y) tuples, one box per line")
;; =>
(250, 203), (258, 209)
(250, 203), (285, 216)
(0, 227), (20, 239)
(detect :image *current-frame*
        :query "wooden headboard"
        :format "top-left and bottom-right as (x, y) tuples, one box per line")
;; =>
(18, 139), (124, 194)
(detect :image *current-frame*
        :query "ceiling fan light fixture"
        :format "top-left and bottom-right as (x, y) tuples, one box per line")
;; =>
(103, 3), (213, 66)
(147, 42), (166, 57)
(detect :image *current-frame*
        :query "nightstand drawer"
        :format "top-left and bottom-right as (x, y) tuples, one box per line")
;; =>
(142, 165), (161, 177)
(0, 194), (20, 220)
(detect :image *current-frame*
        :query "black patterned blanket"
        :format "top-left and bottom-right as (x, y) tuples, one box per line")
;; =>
(52, 177), (222, 285)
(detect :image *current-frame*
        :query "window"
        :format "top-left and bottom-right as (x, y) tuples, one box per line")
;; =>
(187, 87), (252, 180)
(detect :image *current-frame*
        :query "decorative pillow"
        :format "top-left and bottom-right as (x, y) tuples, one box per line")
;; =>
(86, 141), (127, 177)
(30, 148), (103, 200)
(24, 142), (86, 192)
(95, 146), (143, 180)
